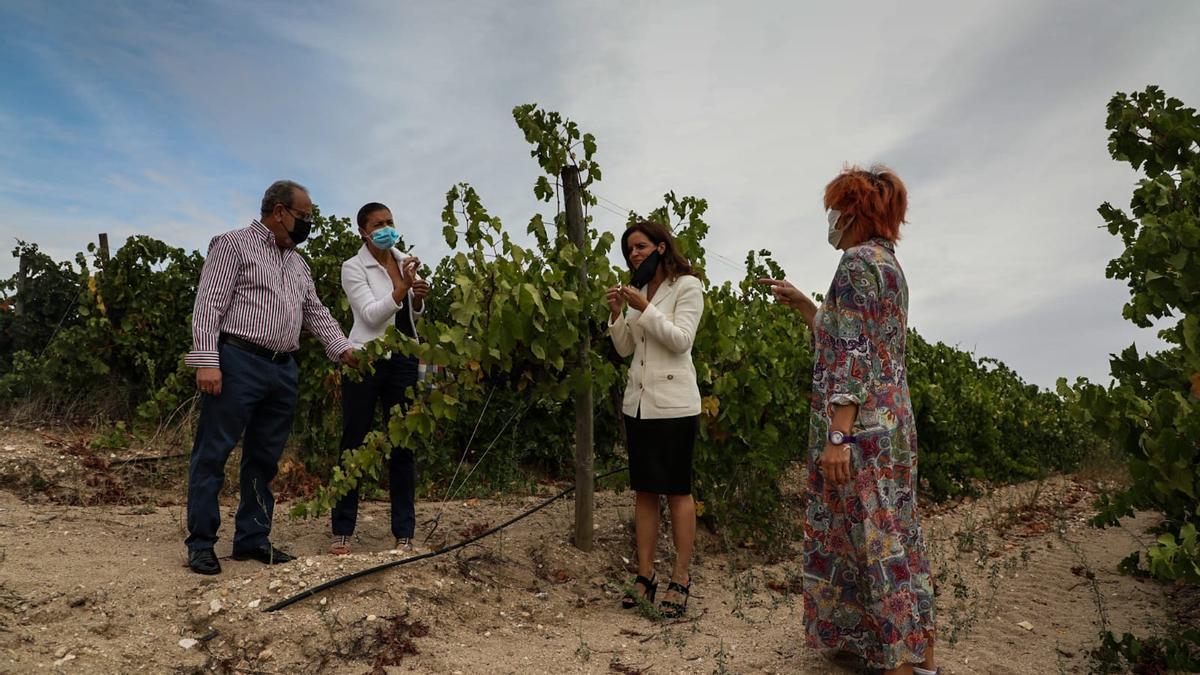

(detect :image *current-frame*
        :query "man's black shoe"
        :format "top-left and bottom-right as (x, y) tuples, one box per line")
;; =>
(188, 548), (222, 575)
(230, 543), (295, 565)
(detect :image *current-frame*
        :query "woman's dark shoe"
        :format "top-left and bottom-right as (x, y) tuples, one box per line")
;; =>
(188, 548), (221, 575)
(621, 574), (657, 609)
(659, 578), (691, 618)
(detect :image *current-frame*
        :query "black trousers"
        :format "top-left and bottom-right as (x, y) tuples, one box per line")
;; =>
(330, 356), (418, 539)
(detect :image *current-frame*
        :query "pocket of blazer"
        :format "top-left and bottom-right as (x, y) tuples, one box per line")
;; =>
(653, 369), (696, 408)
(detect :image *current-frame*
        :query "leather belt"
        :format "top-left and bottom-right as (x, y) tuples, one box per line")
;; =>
(219, 334), (295, 364)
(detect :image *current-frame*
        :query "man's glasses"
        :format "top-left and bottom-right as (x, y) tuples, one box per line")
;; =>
(281, 205), (312, 221)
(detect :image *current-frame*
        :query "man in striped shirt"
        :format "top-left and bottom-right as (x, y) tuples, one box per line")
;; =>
(184, 179), (356, 575)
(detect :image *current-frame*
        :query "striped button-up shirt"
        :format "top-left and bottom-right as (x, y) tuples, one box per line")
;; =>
(185, 220), (352, 369)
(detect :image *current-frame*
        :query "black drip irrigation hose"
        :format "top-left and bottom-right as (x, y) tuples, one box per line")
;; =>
(264, 466), (628, 613)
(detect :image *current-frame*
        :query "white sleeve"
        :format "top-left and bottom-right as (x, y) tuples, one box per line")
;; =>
(608, 312), (636, 358)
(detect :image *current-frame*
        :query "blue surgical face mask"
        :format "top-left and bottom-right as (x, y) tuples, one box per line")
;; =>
(370, 226), (399, 250)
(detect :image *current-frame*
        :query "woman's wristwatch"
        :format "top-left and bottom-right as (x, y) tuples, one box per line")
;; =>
(828, 430), (856, 445)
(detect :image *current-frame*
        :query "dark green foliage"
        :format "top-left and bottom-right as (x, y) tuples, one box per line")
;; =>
(1090, 629), (1200, 674)
(0, 238), (202, 410)
(0, 242), (82, 373)
(1078, 85), (1200, 583)
(908, 334), (1095, 501)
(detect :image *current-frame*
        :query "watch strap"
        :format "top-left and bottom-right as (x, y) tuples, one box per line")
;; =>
(828, 430), (857, 445)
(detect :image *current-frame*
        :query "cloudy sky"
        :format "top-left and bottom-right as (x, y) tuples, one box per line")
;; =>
(2, 0), (1198, 388)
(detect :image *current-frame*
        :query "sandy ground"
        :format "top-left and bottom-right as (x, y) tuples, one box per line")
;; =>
(0, 427), (1184, 674)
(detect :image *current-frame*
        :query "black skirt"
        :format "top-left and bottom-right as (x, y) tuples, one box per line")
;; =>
(624, 414), (698, 495)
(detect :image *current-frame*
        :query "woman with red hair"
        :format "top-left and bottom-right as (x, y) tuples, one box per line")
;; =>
(762, 166), (937, 675)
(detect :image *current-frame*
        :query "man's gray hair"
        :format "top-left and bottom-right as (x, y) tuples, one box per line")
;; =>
(260, 180), (308, 217)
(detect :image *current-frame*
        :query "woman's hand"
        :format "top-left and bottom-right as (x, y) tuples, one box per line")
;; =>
(758, 278), (809, 309)
(385, 257), (408, 283)
(819, 442), (853, 486)
(620, 285), (649, 312)
(386, 257), (415, 303)
(412, 277), (432, 300)
(758, 278), (817, 329)
(606, 285), (625, 319)
(400, 256), (421, 284)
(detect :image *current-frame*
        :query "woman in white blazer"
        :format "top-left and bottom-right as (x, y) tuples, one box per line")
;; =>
(606, 220), (704, 618)
(330, 202), (430, 556)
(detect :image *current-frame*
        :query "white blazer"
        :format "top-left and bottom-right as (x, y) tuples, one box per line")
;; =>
(341, 245), (424, 350)
(608, 274), (704, 419)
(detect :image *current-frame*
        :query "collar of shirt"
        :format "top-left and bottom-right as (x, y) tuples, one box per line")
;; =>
(870, 237), (896, 252)
(250, 219), (278, 246)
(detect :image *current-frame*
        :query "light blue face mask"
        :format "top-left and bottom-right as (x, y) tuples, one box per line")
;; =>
(370, 226), (399, 250)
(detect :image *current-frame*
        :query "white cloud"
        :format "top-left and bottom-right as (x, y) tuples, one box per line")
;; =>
(2, 0), (1197, 387)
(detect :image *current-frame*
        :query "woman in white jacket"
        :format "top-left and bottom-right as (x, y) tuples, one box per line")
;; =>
(330, 202), (430, 555)
(606, 220), (704, 618)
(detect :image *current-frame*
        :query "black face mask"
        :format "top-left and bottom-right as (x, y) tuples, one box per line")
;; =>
(288, 216), (312, 246)
(630, 250), (661, 287)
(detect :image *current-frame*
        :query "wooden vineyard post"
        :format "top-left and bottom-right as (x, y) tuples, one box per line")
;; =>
(14, 251), (28, 317)
(562, 165), (594, 551)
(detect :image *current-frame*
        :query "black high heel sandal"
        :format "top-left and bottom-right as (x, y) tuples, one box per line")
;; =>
(621, 574), (657, 609)
(659, 579), (691, 618)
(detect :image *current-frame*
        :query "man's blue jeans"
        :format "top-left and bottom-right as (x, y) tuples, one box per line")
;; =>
(185, 342), (298, 553)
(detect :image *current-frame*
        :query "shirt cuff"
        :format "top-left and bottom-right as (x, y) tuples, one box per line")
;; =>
(324, 336), (354, 362)
(632, 303), (660, 324)
(829, 392), (865, 406)
(185, 350), (220, 369)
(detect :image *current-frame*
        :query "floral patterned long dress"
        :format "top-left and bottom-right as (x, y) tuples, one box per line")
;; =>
(803, 237), (935, 670)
